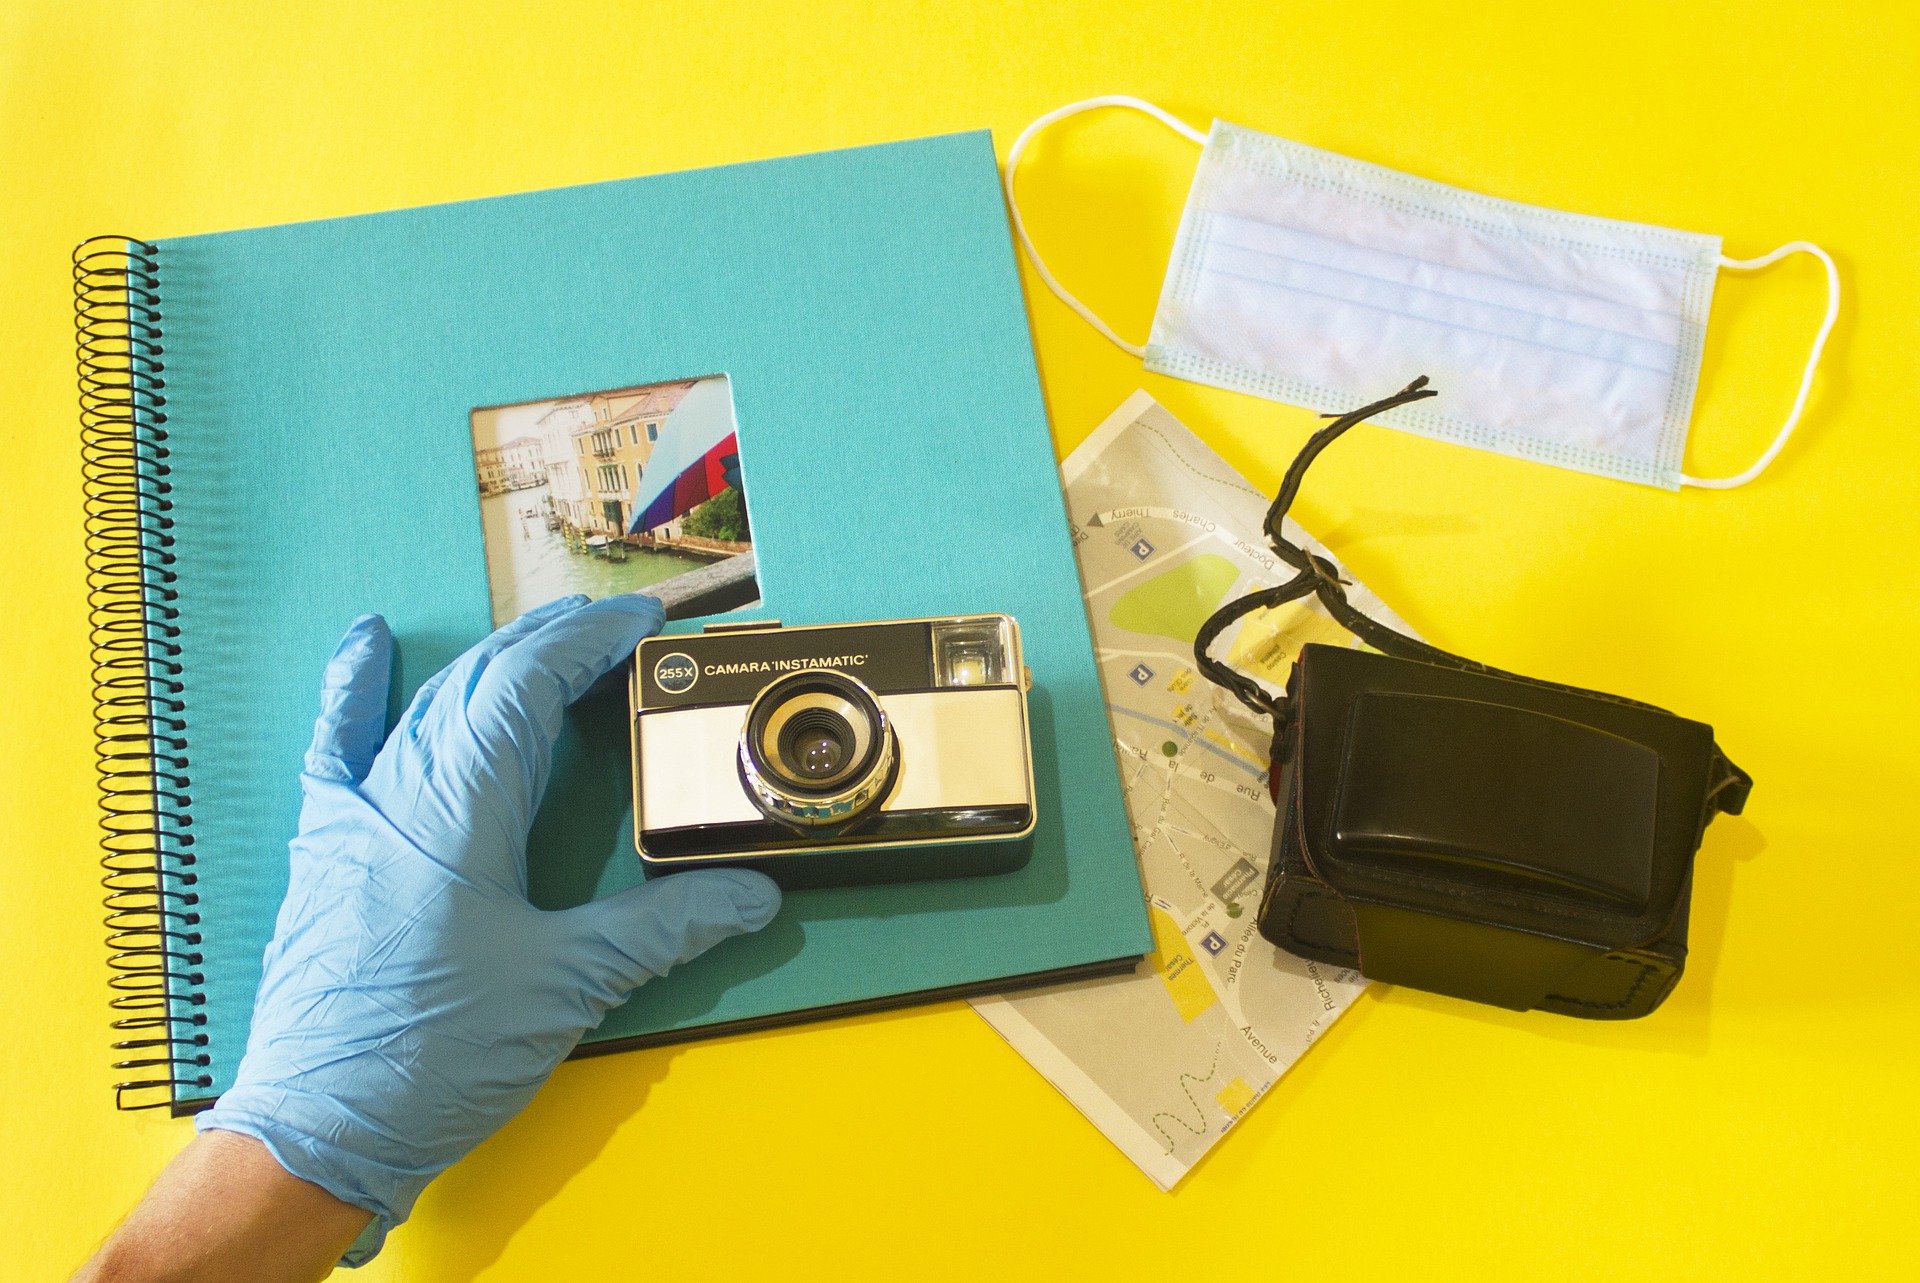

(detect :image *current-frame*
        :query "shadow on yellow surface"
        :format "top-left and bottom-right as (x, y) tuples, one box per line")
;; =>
(402, 1048), (675, 1280)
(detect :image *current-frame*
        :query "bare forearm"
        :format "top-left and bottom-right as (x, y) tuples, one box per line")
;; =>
(74, 1130), (372, 1283)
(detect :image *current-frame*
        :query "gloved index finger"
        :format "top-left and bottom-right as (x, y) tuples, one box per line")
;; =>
(455, 595), (665, 830)
(403, 593), (589, 740)
(468, 594), (664, 738)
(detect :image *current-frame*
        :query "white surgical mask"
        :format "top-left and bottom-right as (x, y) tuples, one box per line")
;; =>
(1006, 96), (1839, 490)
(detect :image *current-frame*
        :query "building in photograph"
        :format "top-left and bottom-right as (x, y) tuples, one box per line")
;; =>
(498, 435), (545, 489)
(475, 445), (508, 496)
(572, 381), (697, 535)
(477, 435), (547, 497)
(535, 399), (595, 526)
(508, 378), (734, 544)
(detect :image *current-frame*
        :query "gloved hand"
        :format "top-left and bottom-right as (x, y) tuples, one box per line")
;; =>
(198, 594), (781, 1264)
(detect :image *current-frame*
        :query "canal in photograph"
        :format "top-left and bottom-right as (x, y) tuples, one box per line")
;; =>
(480, 483), (720, 623)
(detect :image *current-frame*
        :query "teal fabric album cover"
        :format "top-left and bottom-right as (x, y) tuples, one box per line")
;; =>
(106, 130), (1149, 1109)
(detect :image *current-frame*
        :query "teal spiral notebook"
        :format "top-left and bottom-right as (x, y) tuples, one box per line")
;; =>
(78, 130), (1150, 1114)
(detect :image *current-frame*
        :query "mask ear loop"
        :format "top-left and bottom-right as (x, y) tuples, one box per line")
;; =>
(1679, 241), (1841, 489)
(1003, 96), (1208, 359)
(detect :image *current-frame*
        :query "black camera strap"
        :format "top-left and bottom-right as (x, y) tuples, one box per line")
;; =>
(1192, 377), (1752, 815)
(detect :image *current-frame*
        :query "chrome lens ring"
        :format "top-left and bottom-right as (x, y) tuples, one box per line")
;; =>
(758, 690), (872, 789)
(739, 670), (896, 831)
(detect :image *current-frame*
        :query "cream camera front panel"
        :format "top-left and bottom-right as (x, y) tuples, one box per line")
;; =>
(636, 687), (1032, 832)
(879, 689), (1031, 810)
(637, 704), (762, 830)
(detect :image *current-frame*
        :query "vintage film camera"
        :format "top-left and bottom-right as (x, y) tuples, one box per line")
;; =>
(631, 614), (1036, 887)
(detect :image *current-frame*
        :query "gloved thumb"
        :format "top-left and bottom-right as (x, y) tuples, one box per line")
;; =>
(558, 869), (782, 1006)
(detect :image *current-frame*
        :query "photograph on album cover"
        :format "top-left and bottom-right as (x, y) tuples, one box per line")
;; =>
(469, 375), (754, 626)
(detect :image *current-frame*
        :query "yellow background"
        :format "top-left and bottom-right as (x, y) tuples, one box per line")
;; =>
(4, 2), (1915, 1278)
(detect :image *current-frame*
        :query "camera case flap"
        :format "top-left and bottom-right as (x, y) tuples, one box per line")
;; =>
(1259, 643), (1749, 1018)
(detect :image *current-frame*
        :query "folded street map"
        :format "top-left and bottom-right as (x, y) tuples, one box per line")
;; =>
(974, 391), (1421, 1189)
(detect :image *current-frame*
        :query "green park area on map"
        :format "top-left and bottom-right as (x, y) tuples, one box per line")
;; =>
(1107, 553), (1241, 643)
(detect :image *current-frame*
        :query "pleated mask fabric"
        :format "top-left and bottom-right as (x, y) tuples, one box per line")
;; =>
(1005, 97), (1838, 490)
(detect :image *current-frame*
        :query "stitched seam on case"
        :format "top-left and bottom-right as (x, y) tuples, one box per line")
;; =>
(1546, 960), (1662, 1011)
(1304, 853), (1671, 931)
(1302, 824), (1679, 932)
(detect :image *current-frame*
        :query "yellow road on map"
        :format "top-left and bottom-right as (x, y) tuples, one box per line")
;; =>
(1225, 597), (1352, 684)
(1149, 904), (1220, 1023)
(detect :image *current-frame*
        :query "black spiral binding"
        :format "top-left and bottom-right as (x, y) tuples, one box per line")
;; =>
(76, 236), (213, 1111)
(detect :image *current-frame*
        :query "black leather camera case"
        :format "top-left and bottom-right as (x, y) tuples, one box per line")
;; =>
(1193, 380), (1754, 1021)
(1258, 644), (1749, 1018)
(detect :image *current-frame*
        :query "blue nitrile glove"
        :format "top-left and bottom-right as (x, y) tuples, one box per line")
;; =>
(198, 594), (780, 1265)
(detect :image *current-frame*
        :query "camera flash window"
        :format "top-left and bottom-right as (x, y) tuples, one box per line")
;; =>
(932, 619), (1012, 687)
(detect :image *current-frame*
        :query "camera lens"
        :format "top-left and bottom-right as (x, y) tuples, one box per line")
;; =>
(740, 670), (898, 832)
(779, 709), (853, 781)
(760, 696), (867, 791)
